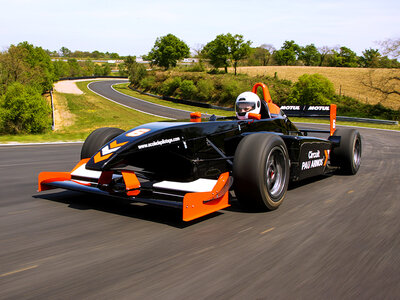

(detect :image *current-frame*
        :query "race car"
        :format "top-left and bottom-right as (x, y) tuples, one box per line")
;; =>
(38, 83), (362, 221)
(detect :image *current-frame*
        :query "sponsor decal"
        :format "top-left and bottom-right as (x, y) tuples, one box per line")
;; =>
(308, 150), (320, 159)
(301, 150), (327, 170)
(94, 140), (128, 164)
(280, 105), (300, 110)
(126, 128), (151, 137)
(307, 106), (330, 111)
(138, 137), (181, 150)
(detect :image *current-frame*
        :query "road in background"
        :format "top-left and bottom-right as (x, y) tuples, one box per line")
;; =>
(88, 80), (193, 119)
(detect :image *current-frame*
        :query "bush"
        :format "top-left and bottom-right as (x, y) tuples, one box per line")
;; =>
(219, 78), (242, 105)
(160, 76), (182, 96)
(288, 74), (334, 105)
(179, 80), (198, 99)
(139, 76), (156, 91)
(0, 82), (51, 134)
(129, 62), (147, 85)
(197, 79), (215, 100)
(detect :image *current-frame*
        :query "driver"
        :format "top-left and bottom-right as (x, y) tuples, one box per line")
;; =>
(235, 92), (261, 120)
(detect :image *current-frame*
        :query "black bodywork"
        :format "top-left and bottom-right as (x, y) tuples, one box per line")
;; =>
(84, 114), (338, 184)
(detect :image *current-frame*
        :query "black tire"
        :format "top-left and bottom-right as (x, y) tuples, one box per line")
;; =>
(233, 133), (290, 210)
(330, 128), (362, 175)
(80, 127), (125, 159)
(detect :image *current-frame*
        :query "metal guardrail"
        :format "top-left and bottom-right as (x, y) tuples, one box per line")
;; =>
(58, 76), (128, 81)
(336, 116), (398, 125)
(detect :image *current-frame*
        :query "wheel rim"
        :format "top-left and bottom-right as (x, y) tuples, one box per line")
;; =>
(353, 137), (361, 168)
(265, 146), (287, 200)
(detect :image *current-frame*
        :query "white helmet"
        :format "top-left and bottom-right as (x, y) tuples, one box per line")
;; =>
(235, 92), (261, 120)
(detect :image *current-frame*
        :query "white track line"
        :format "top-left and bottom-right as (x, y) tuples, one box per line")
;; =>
(0, 141), (83, 147)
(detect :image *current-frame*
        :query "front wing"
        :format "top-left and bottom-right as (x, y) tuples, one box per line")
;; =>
(38, 159), (232, 221)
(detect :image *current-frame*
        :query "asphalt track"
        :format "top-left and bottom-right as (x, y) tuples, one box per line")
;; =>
(88, 80), (195, 120)
(1, 80), (400, 299)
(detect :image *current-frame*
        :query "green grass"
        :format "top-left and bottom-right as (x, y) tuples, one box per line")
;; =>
(0, 81), (165, 143)
(113, 83), (235, 117)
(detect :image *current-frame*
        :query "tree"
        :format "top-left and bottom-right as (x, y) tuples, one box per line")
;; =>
(52, 60), (70, 78)
(67, 59), (82, 77)
(202, 34), (231, 72)
(147, 34), (190, 69)
(230, 34), (252, 75)
(0, 42), (55, 93)
(128, 61), (146, 84)
(362, 69), (400, 103)
(379, 38), (400, 59)
(102, 63), (111, 76)
(60, 47), (71, 57)
(202, 33), (252, 74)
(360, 49), (381, 68)
(318, 46), (335, 66)
(299, 44), (321, 66)
(328, 46), (359, 67)
(0, 82), (51, 134)
(274, 40), (301, 65)
(253, 44), (275, 66)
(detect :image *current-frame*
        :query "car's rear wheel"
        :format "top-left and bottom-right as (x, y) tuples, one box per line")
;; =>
(233, 133), (290, 210)
(330, 128), (362, 175)
(81, 127), (125, 159)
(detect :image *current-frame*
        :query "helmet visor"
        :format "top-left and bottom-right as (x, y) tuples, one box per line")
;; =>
(236, 101), (256, 116)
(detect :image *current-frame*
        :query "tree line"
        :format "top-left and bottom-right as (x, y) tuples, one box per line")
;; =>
(143, 34), (400, 72)
(47, 47), (121, 60)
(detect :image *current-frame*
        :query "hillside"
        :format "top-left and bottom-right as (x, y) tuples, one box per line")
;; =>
(232, 66), (400, 109)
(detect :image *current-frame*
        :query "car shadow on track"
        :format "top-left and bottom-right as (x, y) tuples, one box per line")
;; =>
(33, 173), (341, 227)
(33, 191), (223, 228)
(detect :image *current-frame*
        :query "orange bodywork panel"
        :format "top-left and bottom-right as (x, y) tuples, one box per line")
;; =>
(248, 113), (261, 120)
(182, 172), (231, 221)
(38, 172), (71, 191)
(190, 111), (202, 122)
(122, 170), (141, 196)
(252, 82), (281, 116)
(38, 158), (91, 191)
(252, 82), (272, 103)
(330, 104), (337, 136)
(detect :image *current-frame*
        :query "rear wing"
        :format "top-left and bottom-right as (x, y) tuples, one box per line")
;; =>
(280, 104), (337, 136)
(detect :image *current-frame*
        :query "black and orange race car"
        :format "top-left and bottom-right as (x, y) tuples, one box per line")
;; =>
(38, 83), (362, 221)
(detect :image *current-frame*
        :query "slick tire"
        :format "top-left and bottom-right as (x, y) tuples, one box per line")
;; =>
(330, 128), (362, 175)
(81, 127), (125, 159)
(233, 133), (290, 211)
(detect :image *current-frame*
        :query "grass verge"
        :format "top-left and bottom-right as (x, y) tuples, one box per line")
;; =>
(0, 81), (165, 143)
(113, 83), (235, 117)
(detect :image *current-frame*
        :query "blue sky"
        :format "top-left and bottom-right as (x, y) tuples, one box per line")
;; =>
(0, 0), (399, 56)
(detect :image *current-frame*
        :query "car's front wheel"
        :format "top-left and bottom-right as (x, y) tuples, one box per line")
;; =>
(80, 127), (125, 159)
